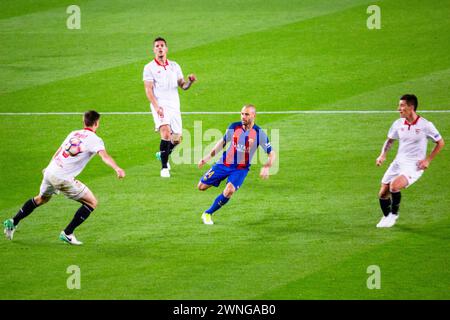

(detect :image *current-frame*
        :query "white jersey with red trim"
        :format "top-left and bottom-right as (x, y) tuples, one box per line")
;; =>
(387, 116), (442, 163)
(143, 59), (184, 111)
(44, 129), (105, 180)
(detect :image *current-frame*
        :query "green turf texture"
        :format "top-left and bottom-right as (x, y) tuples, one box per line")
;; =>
(0, 0), (449, 299)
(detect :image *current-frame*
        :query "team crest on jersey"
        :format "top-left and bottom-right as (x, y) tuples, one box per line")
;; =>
(248, 138), (255, 149)
(415, 129), (421, 134)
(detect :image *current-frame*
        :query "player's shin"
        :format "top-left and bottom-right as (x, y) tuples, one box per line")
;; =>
(160, 139), (171, 168)
(379, 198), (392, 217)
(391, 192), (401, 215)
(168, 141), (176, 155)
(205, 193), (230, 214)
(64, 204), (94, 235)
(12, 198), (39, 226)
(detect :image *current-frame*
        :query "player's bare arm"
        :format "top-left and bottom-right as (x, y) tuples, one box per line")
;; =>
(376, 138), (395, 166)
(98, 150), (126, 178)
(260, 151), (276, 179)
(198, 138), (226, 169)
(418, 138), (445, 170)
(178, 74), (196, 90)
(144, 80), (164, 117)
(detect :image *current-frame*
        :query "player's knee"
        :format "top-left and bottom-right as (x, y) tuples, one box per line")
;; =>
(378, 190), (389, 199)
(90, 197), (98, 209)
(223, 190), (234, 198)
(197, 183), (207, 191)
(159, 126), (171, 140)
(34, 195), (50, 206)
(223, 185), (236, 198)
(172, 134), (182, 145)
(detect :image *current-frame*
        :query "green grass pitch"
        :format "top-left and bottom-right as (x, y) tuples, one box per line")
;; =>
(0, 0), (449, 299)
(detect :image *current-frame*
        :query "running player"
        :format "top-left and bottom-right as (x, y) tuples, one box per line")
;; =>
(197, 104), (276, 225)
(3, 111), (126, 245)
(376, 94), (444, 228)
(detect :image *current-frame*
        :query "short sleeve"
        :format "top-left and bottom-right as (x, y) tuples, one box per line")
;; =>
(91, 137), (105, 153)
(143, 65), (154, 82)
(257, 129), (272, 154)
(387, 121), (399, 140)
(425, 121), (442, 142)
(223, 124), (235, 144)
(176, 63), (184, 81)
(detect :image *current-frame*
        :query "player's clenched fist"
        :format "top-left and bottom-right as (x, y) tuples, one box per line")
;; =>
(198, 158), (207, 169)
(376, 155), (385, 166)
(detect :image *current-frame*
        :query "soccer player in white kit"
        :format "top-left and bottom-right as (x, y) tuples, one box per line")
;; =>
(3, 111), (126, 245)
(375, 95), (445, 228)
(143, 37), (197, 178)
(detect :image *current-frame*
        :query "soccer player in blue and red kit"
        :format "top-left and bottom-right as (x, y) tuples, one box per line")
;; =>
(197, 104), (276, 224)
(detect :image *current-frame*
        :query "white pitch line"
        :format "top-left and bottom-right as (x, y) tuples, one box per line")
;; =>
(0, 110), (450, 116)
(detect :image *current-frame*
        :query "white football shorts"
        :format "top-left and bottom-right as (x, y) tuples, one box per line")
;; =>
(150, 105), (182, 135)
(39, 171), (90, 200)
(381, 160), (424, 187)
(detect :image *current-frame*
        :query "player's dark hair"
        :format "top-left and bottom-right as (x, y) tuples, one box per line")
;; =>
(84, 110), (100, 127)
(400, 94), (418, 111)
(153, 37), (167, 46)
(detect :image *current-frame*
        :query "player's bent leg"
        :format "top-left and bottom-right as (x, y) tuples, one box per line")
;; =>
(378, 183), (390, 199)
(158, 125), (172, 174)
(201, 183), (235, 225)
(34, 194), (51, 206)
(223, 182), (236, 198)
(390, 175), (408, 193)
(78, 189), (98, 209)
(168, 133), (182, 163)
(383, 175), (407, 228)
(171, 134), (182, 146)
(4, 194), (51, 240)
(377, 184), (392, 228)
(60, 190), (96, 245)
(198, 182), (212, 191)
(159, 124), (171, 141)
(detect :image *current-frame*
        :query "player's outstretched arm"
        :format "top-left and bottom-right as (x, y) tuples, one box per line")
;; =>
(376, 138), (395, 166)
(418, 138), (445, 170)
(198, 138), (225, 169)
(178, 74), (196, 90)
(98, 150), (126, 178)
(260, 151), (276, 179)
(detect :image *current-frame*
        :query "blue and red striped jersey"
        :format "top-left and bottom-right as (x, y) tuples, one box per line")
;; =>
(217, 121), (272, 169)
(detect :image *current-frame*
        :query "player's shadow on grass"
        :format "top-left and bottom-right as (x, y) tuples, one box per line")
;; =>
(394, 224), (450, 241)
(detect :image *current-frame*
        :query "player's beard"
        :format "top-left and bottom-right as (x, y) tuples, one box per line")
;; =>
(242, 120), (253, 129)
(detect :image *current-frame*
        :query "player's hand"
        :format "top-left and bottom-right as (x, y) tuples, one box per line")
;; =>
(376, 155), (385, 166)
(188, 74), (197, 82)
(198, 158), (207, 169)
(260, 166), (270, 179)
(417, 159), (430, 170)
(156, 106), (164, 118)
(116, 168), (126, 179)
